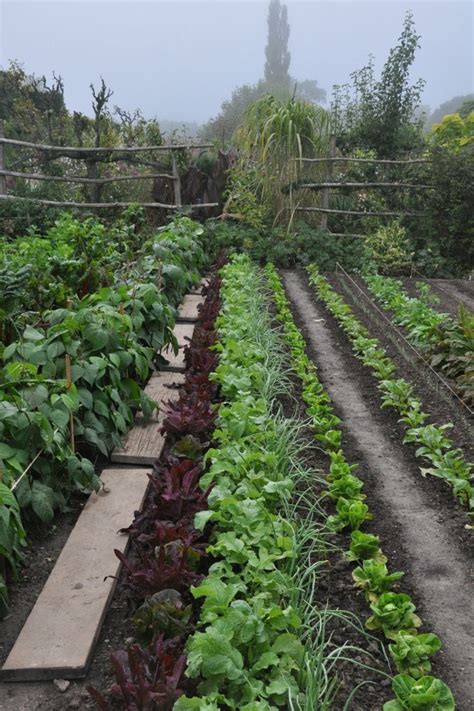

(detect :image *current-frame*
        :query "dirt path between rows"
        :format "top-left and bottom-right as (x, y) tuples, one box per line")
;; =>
(398, 277), (469, 319)
(428, 279), (474, 314)
(282, 271), (474, 710)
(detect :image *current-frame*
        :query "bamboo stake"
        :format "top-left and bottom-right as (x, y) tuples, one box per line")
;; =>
(64, 354), (75, 452)
(0, 120), (5, 196)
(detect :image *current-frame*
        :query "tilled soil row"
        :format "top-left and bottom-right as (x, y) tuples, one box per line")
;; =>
(282, 270), (474, 710)
(330, 273), (473, 457)
(274, 368), (394, 710)
(398, 277), (474, 318)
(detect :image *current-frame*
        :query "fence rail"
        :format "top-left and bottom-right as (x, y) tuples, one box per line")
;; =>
(0, 120), (218, 210)
(0, 194), (218, 210)
(0, 168), (174, 184)
(293, 141), (429, 231)
(0, 135), (213, 154)
(297, 156), (430, 165)
(296, 206), (426, 217)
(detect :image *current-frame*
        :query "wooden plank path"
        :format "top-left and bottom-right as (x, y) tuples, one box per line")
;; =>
(1, 467), (150, 681)
(112, 370), (184, 464)
(177, 293), (202, 322)
(1, 295), (201, 682)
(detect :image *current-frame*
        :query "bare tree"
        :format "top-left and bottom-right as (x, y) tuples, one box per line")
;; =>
(114, 106), (143, 145)
(90, 77), (113, 148)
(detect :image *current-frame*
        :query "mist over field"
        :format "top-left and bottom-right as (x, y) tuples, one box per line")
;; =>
(1, 0), (472, 125)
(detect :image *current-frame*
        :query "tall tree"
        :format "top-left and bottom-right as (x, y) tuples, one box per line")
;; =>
(332, 12), (425, 157)
(264, 0), (291, 88)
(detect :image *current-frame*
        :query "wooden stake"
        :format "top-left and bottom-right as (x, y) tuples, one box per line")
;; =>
(0, 120), (5, 197)
(172, 152), (182, 208)
(320, 135), (336, 231)
(65, 354), (75, 452)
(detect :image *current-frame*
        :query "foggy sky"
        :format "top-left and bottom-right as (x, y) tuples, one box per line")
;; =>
(1, 0), (473, 123)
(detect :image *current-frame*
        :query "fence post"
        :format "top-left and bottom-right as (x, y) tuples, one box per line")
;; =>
(0, 120), (6, 196)
(171, 151), (182, 208)
(85, 158), (101, 203)
(320, 134), (336, 230)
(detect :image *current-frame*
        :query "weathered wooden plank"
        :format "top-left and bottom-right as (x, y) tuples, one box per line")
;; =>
(160, 322), (195, 371)
(112, 371), (184, 464)
(1, 467), (150, 681)
(177, 294), (202, 322)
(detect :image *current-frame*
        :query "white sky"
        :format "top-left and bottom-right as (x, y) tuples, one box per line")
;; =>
(1, 0), (473, 122)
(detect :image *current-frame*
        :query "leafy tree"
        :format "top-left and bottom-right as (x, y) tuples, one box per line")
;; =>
(332, 12), (425, 157)
(264, 0), (291, 88)
(430, 111), (474, 152)
(296, 79), (326, 105)
(411, 115), (474, 275)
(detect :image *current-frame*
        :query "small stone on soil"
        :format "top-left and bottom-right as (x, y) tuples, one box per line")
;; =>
(53, 678), (70, 692)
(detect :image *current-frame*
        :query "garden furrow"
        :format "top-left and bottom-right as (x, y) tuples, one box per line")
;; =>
(282, 270), (474, 709)
(360, 274), (473, 409)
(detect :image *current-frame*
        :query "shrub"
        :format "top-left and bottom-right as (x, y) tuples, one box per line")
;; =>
(365, 222), (413, 275)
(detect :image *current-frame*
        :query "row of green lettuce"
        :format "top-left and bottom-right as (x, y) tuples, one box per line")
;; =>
(362, 275), (473, 406)
(307, 265), (473, 511)
(175, 255), (310, 709)
(175, 255), (382, 710)
(0, 217), (206, 612)
(265, 264), (455, 711)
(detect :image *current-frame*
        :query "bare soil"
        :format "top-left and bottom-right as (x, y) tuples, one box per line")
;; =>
(398, 277), (474, 317)
(282, 270), (474, 710)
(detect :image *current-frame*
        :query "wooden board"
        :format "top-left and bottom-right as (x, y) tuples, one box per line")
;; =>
(160, 322), (195, 371)
(1, 467), (150, 681)
(112, 371), (184, 464)
(177, 293), (202, 322)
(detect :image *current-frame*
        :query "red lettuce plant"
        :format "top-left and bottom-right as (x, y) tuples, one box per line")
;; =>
(161, 395), (216, 438)
(116, 540), (203, 601)
(88, 636), (187, 710)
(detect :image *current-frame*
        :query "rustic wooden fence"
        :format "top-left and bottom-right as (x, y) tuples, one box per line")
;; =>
(0, 119), (218, 210)
(293, 139), (431, 238)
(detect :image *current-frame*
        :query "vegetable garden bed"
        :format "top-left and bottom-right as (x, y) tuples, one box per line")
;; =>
(1, 239), (472, 709)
